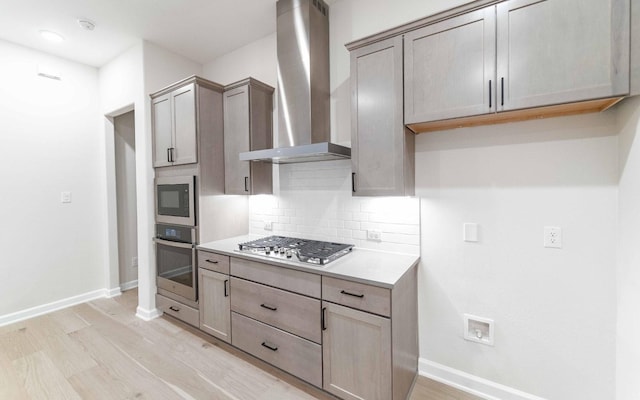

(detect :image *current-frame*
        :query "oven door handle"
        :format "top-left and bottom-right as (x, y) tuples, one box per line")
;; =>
(153, 238), (195, 249)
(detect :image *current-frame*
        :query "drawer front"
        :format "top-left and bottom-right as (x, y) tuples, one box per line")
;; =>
(156, 294), (199, 327)
(231, 312), (322, 388)
(230, 257), (321, 298)
(197, 250), (230, 274)
(230, 277), (321, 343)
(322, 276), (391, 317)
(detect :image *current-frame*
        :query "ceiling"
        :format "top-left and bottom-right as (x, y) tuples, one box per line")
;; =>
(0, 0), (282, 67)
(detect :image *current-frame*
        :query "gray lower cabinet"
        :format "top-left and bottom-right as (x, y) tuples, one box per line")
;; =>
(322, 302), (392, 400)
(192, 253), (417, 400)
(350, 36), (414, 197)
(223, 78), (274, 195)
(198, 268), (230, 342)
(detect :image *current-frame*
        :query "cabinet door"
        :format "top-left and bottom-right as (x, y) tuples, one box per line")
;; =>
(152, 93), (173, 168)
(198, 268), (230, 343)
(351, 36), (410, 196)
(496, 0), (629, 111)
(322, 302), (391, 400)
(224, 86), (251, 195)
(404, 7), (496, 123)
(171, 83), (198, 166)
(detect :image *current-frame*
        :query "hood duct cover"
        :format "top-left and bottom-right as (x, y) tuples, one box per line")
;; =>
(240, 0), (351, 164)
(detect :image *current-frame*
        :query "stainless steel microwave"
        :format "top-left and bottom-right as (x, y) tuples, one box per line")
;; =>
(155, 176), (196, 227)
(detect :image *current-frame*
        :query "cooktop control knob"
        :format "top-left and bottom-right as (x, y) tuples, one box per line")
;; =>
(285, 250), (292, 258)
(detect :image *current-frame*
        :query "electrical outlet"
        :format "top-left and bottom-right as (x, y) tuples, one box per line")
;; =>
(544, 226), (562, 249)
(463, 314), (494, 346)
(367, 230), (382, 241)
(264, 220), (273, 231)
(131, 257), (138, 268)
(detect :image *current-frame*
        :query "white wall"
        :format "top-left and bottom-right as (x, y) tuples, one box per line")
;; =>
(416, 113), (618, 400)
(114, 111), (138, 288)
(616, 96), (640, 400)
(0, 40), (105, 318)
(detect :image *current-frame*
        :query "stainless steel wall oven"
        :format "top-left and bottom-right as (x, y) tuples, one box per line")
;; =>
(155, 223), (198, 302)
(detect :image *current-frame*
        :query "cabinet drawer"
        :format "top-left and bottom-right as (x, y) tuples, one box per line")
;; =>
(198, 251), (230, 274)
(232, 312), (322, 388)
(230, 277), (321, 343)
(322, 276), (391, 317)
(230, 257), (321, 298)
(156, 294), (199, 327)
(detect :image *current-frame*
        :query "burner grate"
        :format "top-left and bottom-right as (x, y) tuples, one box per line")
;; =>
(238, 236), (354, 265)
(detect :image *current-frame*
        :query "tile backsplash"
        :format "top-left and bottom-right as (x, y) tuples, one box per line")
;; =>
(249, 160), (420, 255)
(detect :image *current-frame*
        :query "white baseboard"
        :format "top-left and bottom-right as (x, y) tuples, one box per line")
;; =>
(105, 287), (122, 298)
(0, 288), (111, 327)
(136, 306), (162, 321)
(120, 280), (138, 292)
(419, 358), (547, 400)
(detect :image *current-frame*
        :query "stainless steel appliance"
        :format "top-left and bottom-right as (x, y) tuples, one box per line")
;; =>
(239, 0), (350, 164)
(237, 235), (354, 265)
(155, 176), (196, 227)
(155, 223), (198, 302)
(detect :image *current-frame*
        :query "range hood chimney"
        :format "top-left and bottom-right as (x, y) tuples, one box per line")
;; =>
(240, 0), (350, 164)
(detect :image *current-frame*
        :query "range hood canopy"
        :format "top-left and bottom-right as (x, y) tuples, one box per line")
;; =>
(240, 0), (351, 164)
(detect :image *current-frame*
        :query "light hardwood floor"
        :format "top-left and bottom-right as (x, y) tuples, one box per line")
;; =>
(0, 290), (483, 400)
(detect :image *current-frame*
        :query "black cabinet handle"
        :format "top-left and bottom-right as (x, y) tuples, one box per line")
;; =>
(224, 280), (229, 297)
(321, 307), (327, 331)
(169, 306), (180, 312)
(244, 177), (249, 192)
(167, 148), (172, 163)
(260, 303), (277, 311)
(205, 259), (219, 264)
(340, 290), (364, 298)
(501, 77), (504, 106)
(351, 173), (356, 193)
(261, 342), (278, 352)
(489, 80), (492, 108)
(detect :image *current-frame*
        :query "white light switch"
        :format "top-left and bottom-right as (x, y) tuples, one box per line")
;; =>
(463, 223), (478, 242)
(61, 191), (72, 203)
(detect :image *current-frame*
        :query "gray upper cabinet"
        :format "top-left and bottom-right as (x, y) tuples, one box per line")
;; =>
(398, 0), (630, 133)
(496, 0), (630, 111)
(223, 78), (274, 195)
(152, 83), (197, 167)
(404, 7), (496, 124)
(151, 77), (224, 168)
(350, 36), (414, 197)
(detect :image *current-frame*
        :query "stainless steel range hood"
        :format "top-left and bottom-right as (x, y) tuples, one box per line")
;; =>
(240, 0), (350, 164)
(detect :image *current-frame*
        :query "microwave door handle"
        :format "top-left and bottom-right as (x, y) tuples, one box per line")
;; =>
(153, 238), (195, 249)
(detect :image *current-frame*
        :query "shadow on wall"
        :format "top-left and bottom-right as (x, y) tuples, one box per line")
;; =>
(617, 95), (640, 174)
(414, 110), (619, 189)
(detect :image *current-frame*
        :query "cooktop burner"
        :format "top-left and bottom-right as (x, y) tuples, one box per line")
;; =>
(238, 236), (354, 265)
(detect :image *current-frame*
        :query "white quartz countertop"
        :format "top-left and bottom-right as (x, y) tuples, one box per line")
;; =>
(197, 235), (420, 289)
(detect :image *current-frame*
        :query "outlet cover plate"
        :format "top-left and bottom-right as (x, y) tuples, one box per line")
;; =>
(544, 226), (562, 249)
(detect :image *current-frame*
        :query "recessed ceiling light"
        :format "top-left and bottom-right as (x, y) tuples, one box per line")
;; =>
(40, 30), (64, 43)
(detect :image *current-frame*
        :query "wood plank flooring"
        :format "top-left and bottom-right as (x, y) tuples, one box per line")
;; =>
(0, 289), (483, 400)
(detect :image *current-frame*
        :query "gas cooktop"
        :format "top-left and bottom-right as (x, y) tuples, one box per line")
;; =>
(237, 236), (354, 265)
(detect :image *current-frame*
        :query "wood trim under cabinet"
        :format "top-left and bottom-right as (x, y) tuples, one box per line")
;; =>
(407, 97), (624, 134)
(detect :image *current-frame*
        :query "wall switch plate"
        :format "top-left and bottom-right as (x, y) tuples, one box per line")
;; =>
(544, 226), (562, 248)
(463, 223), (478, 242)
(264, 220), (273, 231)
(367, 230), (382, 241)
(463, 314), (494, 346)
(61, 191), (72, 203)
